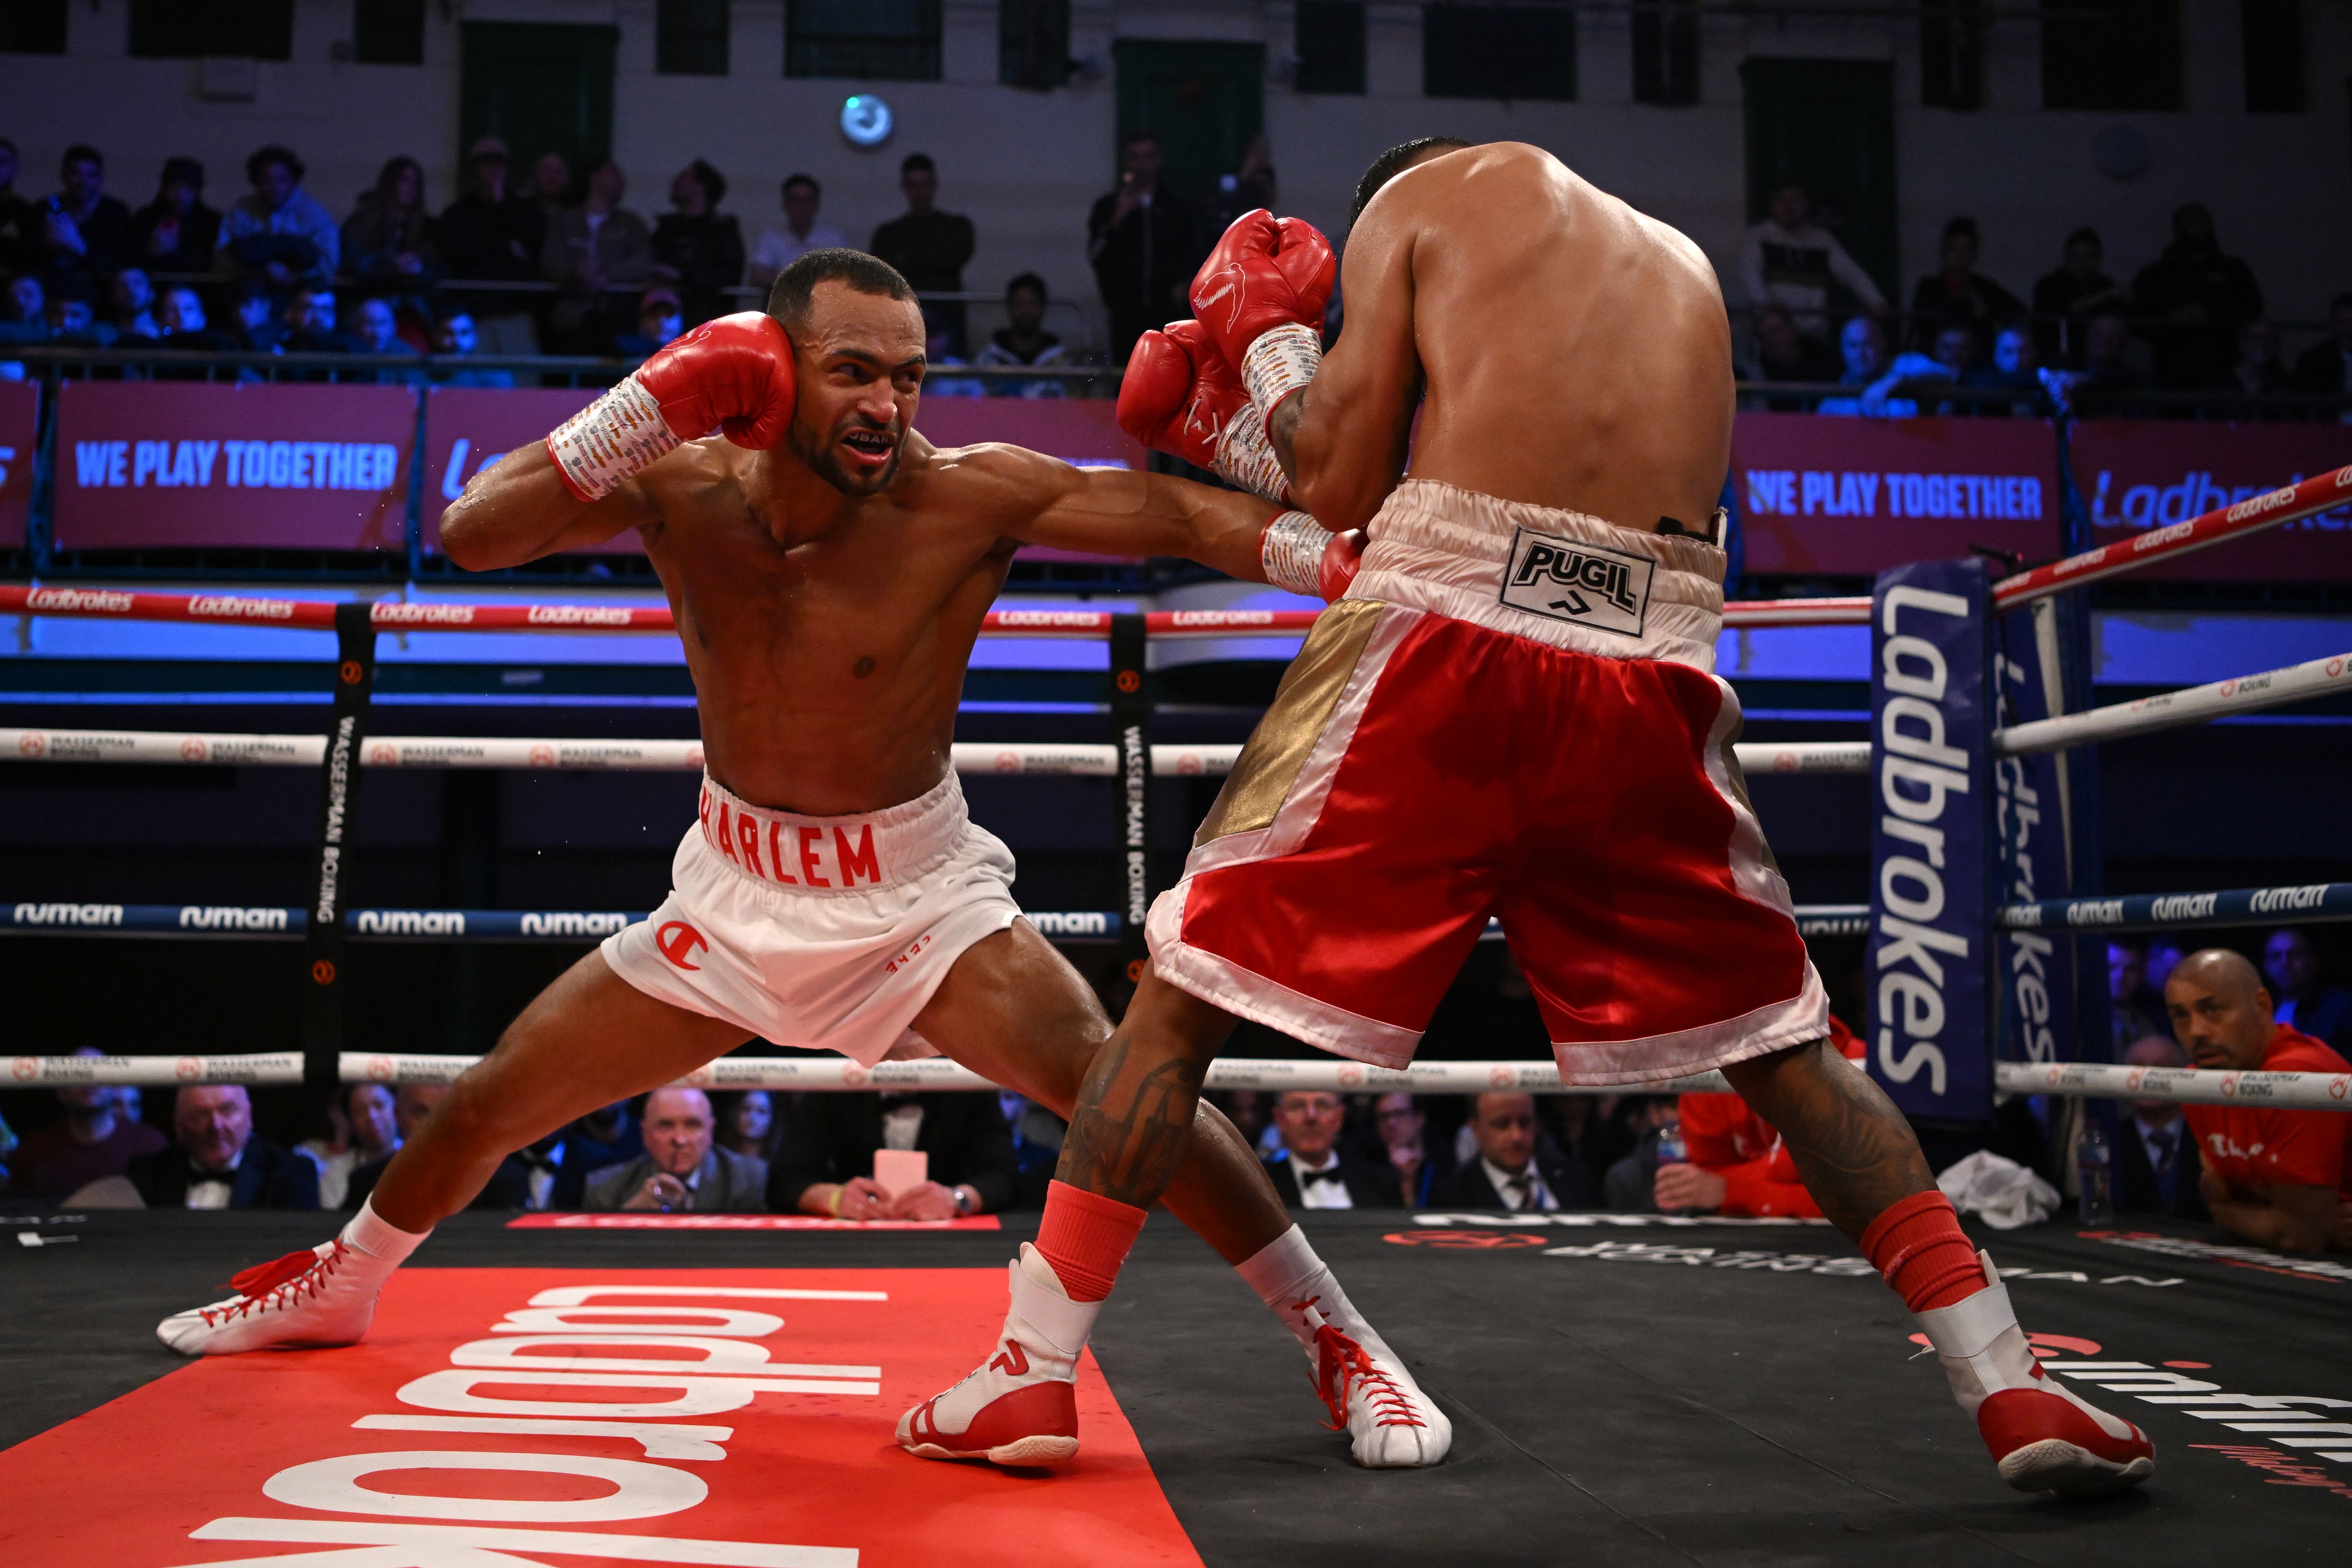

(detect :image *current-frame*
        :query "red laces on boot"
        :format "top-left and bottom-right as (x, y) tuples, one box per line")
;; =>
(1292, 1296), (1425, 1432)
(202, 1242), (346, 1325)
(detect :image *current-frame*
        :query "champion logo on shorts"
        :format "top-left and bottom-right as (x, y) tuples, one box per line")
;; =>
(656, 920), (707, 970)
(1499, 527), (1653, 637)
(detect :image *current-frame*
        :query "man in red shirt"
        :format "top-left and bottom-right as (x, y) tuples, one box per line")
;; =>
(1656, 1017), (1864, 1219)
(2166, 948), (2352, 1255)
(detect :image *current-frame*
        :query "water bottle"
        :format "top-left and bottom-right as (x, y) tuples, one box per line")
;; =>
(2076, 1118), (2114, 1227)
(1654, 1119), (1689, 1214)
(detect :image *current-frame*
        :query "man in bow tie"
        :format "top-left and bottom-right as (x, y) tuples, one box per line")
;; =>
(1262, 1091), (1402, 1210)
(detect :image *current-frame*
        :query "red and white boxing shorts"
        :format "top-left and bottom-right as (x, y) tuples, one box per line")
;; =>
(602, 772), (1023, 1064)
(1147, 479), (1829, 1084)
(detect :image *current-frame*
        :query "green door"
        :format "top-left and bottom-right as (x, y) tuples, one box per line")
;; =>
(1112, 40), (1265, 210)
(1740, 58), (1899, 306)
(459, 22), (618, 181)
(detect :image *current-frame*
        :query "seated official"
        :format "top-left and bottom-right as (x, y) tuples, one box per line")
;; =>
(1653, 1017), (1865, 1218)
(2169, 949), (2352, 1254)
(128, 1085), (318, 1210)
(1433, 1093), (1593, 1211)
(11, 1048), (165, 1197)
(2113, 1035), (2209, 1221)
(769, 1090), (1016, 1221)
(1367, 1093), (1453, 1207)
(585, 1087), (767, 1213)
(1263, 1091), (1403, 1209)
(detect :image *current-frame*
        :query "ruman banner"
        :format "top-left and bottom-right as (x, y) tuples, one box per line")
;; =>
(2071, 421), (2352, 582)
(1733, 412), (2060, 575)
(53, 380), (414, 550)
(0, 380), (34, 549)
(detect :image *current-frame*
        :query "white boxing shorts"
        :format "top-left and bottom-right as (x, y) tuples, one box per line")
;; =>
(601, 771), (1022, 1065)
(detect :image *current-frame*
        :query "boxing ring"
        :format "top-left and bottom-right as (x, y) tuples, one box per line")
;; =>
(5, 467), (2352, 1566)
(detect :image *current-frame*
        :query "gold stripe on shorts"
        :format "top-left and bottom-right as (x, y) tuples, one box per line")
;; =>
(1194, 598), (1386, 845)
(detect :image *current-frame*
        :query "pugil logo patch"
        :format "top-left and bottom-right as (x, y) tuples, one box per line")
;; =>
(1500, 529), (1653, 636)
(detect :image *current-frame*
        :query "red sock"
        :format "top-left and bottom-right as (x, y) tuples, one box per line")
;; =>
(1860, 1190), (1985, 1313)
(1034, 1180), (1148, 1303)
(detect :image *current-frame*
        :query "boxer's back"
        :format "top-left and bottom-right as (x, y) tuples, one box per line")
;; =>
(1372, 143), (1732, 534)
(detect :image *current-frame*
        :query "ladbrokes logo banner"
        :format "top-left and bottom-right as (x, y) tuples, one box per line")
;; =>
(0, 381), (34, 550)
(54, 381), (414, 551)
(2072, 420), (2352, 583)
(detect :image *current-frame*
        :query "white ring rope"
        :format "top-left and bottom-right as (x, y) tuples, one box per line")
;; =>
(1993, 649), (2352, 757)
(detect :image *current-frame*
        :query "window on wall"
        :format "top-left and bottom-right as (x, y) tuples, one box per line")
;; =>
(129, 0), (295, 59)
(0, 0), (68, 54)
(1920, 0), (1987, 109)
(2241, 0), (2305, 112)
(1630, 0), (1699, 106)
(1297, 1), (1367, 95)
(2040, 0), (2182, 111)
(658, 0), (729, 75)
(1000, 0), (1070, 89)
(1425, 5), (1575, 101)
(785, 0), (940, 80)
(353, 0), (425, 66)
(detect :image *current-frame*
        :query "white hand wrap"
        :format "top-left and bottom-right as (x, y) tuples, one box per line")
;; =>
(544, 373), (683, 502)
(1241, 322), (1322, 433)
(1261, 510), (1335, 597)
(1213, 399), (1291, 502)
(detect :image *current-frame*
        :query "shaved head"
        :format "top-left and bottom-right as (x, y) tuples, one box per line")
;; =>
(2172, 948), (2262, 1000)
(2164, 948), (2275, 1070)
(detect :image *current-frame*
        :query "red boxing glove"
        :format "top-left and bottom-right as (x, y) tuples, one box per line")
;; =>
(1260, 512), (1365, 603)
(1116, 320), (1241, 471)
(546, 312), (796, 502)
(1188, 211), (1335, 372)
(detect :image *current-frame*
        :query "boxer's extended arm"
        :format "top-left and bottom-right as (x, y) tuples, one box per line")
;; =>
(439, 445), (658, 570)
(966, 445), (1279, 582)
(1267, 215), (1421, 533)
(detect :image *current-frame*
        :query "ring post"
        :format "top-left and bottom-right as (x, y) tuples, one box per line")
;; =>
(301, 602), (378, 1091)
(1867, 559), (1997, 1128)
(1109, 611), (1153, 984)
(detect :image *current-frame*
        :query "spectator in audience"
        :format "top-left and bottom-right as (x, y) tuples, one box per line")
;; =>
(300, 1083), (399, 1210)
(1433, 1093), (1590, 1210)
(1742, 304), (1841, 391)
(2262, 928), (2352, 1051)
(1602, 1098), (1683, 1210)
(2046, 310), (2146, 416)
(544, 1098), (645, 1210)
(42, 277), (101, 344)
(869, 153), (973, 353)
(649, 159), (744, 328)
(0, 272), (43, 342)
(1653, 1019), (1866, 1218)
(342, 156), (440, 320)
(1207, 133), (1278, 236)
(2112, 1035), (2206, 1220)
(34, 142), (129, 288)
(127, 156), (219, 276)
(281, 283), (354, 363)
(1737, 181), (1886, 339)
(8, 1047), (167, 1197)
(348, 1084), (530, 1210)
(2109, 938), (2170, 1054)
(427, 307), (514, 387)
(583, 1088), (766, 1212)
(108, 267), (159, 340)
(2132, 203), (2263, 391)
(437, 137), (546, 356)
(1814, 313), (1904, 416)
(154, 285), (231, 359)
(2145, 933), (2189, 996)
(1369, 1093), (1451, 1207)
(532, 151), (574, 223)
(541, 157), (652, 352)
(2167, 948), (2352, 1253)
(718, 1089), (784, 1163)
(973, 272), (1067, 396)
(224, 144), (337, 295)
(769, 1090), (1017, 1219)
(1262, 1091), (1402, 1208)
(747, 173), (844, 289)
(1962, 321), (2047, 414)
(614, 286), (686, 357)
(0, 136), (31, 275)
(350, 295), (422, 381)
(1906, 216), (2023, 352)
(1090, 129), (1198, 364)
(2218, 320), (2290, 399)
(228, 280), (283, 354)
(129, 1085), (318, 1209)
(2031, 227), (2128, 369)
(2290, 291), (2352, 397)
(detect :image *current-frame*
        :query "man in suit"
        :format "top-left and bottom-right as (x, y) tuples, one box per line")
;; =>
(770, 1090), (1018, 1220)
(2112, 1036), (2207, 1221)
(584, 1088), (767, 1213)
(129, 1085), (318, 1210)
(2263, 929), (2352, 1054)
(1433, 1093), (1595, 1211)
(1262, 1091), (1403, 1209)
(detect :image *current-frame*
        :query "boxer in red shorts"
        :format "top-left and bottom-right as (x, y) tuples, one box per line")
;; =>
(916, 139), (2157, 1496)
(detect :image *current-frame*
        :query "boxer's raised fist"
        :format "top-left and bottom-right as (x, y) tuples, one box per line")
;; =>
(1117, 320), (1246, 470)
(636, 312), (797, 449)
(1189, 211), (1335, 370)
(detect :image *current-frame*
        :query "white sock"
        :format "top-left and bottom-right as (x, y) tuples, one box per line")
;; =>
(1235, 1225), (1385, 1355)
(341, 1197), (428, 1266)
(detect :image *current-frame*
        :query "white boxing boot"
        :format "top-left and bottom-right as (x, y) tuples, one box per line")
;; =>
(156, 1199), (424, 1356)
(1915, 1250), (2155, 1497)
(898, 1243), (1096, 1466)
(1238, 1225), (1451, 1468)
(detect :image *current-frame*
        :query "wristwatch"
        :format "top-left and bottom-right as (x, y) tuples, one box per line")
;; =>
(952, 1185), (975, 1216)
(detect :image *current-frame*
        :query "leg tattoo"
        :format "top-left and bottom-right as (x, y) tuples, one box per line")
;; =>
(1724, 1038), (1937, 1241)
(1059, 1033), (1209, 1208)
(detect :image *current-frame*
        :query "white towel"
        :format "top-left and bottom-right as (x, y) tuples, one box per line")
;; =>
(1936, 1150), (2062, 1231)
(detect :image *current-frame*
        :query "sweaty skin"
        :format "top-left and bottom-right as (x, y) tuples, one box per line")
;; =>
(1060, 144), (1939, 1244)
(369, 280), (1293, 1260)
(1271, 141), (1735, 536)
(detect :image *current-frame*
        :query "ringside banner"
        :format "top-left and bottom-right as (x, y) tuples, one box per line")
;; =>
(1732, 413), (2058, 575)
(52, 381), (414, 550)
(1868, 558), (1996, 1121)
(2072, 421), (2352, 582)
(1992, 605), (2080, 1069)
(0, 381), (34, 549)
